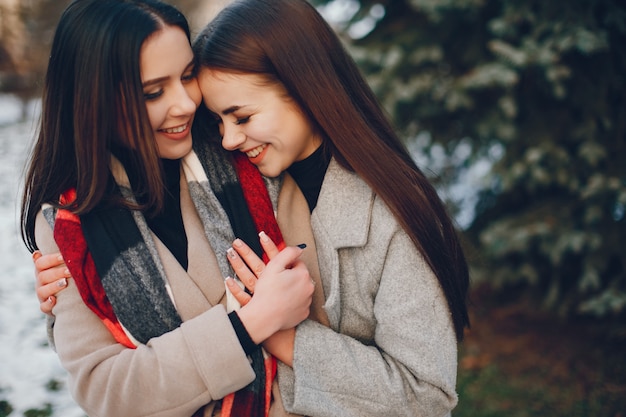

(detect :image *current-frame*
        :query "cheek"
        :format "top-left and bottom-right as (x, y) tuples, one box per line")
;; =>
(145, 102), (164, 130)
(187, 79), (202, 107)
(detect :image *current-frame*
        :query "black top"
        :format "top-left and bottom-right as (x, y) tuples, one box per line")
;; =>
(145, 159), (188, 271)
(286, 145), (331, 212)
(120, 153), (188, 271)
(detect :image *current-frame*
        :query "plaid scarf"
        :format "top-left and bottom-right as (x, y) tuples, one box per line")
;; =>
(48, 139), (283, 416)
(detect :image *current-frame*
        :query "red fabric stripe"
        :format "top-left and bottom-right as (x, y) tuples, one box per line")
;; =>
(223, 152), (285, 417)
(54, 190), (135, 349)
(233, 152), (286, 261)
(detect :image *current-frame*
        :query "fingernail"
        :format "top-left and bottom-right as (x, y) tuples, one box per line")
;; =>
(297, 243), (307, 249)
(227, 248), (237, 259)
(47, 296), (54, 304)
(233, 238), (243, 248)
(56, 278), (67, 288)
(259, 231), (269, 242)
(224, 277), (235, 287)
(64, 268), (71, 276)
(57, 254), (64, 262)
(32, 251), (42, 261)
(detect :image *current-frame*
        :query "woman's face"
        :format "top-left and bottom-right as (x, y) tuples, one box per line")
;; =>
(198, 69), (322, 178)
(140, 25), (201, 159)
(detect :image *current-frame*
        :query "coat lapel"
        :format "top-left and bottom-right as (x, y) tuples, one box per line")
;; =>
(157, 171), (226, 322)
(310, 159), (375, 328)
(276, 174), (330, 327)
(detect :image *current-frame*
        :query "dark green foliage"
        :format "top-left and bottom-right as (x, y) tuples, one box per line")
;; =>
(44, 379), (62, 392)
(0, 400), (13, 417)
(24, 404), (52, 417)
(312, 0), (626, 318)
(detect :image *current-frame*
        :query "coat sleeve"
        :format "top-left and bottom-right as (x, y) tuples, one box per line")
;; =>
(276, 203), (458, 417)
(35, 211), (256, 417)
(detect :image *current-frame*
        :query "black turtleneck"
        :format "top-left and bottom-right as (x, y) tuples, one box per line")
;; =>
(286, 145), (331, 212)
(146, 158), (188, 271)
(119, 152), (188, 271)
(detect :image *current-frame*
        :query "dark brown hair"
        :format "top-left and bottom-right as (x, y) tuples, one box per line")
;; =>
(20, 0), (191, 252)
(193, 0), (470, 340)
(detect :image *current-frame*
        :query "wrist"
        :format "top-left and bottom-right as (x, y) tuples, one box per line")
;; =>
(236, 302), (279, 344)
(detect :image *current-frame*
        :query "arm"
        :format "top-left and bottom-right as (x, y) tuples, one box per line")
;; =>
(35, 211), (313, 417)
(278, 226), (459, 417)
(35, 211), (254, 416)
(227, 230), (457, 417)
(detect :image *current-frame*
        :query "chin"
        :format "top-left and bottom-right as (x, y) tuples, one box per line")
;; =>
(160, 140), (193, 160)
(258, 167), (283, 178)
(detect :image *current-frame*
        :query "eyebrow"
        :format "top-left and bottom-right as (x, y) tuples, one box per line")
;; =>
(221, 105), (243, 116)
(142, 59), (195, 88)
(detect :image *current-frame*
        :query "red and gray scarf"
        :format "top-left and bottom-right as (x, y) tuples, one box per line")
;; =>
(47, 140), (283, 416)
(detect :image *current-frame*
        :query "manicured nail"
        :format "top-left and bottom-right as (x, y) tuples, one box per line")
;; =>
(57, 254), (64, 262)
(259, 231), (269, 242)
(32, 251), (42, 261)
(56, 278), (67, 288)
(227, 248), (237, 259)
(297, 243), (307, 249)
(224, 276), (235, 287)
(64, 268), (71, 276)
(47, 296), (54, 304)
(233, 238), (243, 248)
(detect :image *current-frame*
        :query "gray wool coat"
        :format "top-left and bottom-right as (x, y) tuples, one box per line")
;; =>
(277, 159), (459, 417)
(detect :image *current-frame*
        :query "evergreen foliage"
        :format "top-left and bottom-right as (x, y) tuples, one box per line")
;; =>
(312, 0), (626, 318)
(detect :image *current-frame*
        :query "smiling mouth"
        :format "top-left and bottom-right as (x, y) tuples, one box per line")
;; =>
(245, 144), (267, 158)
(160, 123), (188, 134)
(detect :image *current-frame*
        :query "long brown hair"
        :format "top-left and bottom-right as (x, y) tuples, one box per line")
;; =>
(20, 0), (191, 252)
(193, 0), (470, 341)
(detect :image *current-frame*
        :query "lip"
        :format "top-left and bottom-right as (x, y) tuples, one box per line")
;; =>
(243, 144), (268, 165)
(158, 122), (191, 141)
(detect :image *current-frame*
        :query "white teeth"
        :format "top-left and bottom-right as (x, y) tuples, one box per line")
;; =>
(246, 144), (266, 158)
(163, 124), (187, 134)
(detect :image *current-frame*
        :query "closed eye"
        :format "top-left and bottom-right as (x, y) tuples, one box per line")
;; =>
(144, 90), (163, 100)
(235, 116), (250, 125)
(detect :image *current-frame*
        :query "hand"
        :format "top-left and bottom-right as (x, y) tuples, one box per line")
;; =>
(225, 231), (282, 305)
(33, 251), (71, 315)
(232, 233), (314, 344)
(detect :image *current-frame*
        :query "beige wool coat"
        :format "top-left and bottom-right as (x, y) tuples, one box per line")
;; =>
(35, 170), (316, 417)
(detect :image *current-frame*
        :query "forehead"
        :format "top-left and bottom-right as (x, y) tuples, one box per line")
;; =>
(140, 25), (193, 80)
(198, 70), (281, 109)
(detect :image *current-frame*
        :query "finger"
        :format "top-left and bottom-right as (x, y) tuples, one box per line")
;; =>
(225, 277), (251, 306)
(258, 231), (281, 260)
(36, 264), (71, 287)
(36, 278), (68, 303)
(262, 245), (305, 274)
(40, 295), (56, 315)
(34, 253), (65, 274)
(232, 238), (266, 277)
(227, 247), (258, 293)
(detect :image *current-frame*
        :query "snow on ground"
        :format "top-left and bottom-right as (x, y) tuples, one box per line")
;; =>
(0, 94), (84, 417)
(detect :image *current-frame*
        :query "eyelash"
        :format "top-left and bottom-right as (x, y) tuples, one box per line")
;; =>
(144, 70), (195, 101)
(235, 116), (250, 125)
(144, 90), (163, 101)
(182, 72), (195, 83)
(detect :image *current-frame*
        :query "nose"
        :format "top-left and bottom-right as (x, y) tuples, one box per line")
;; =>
(171, 80), (200, 116)
(221, 124), (246, 151)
